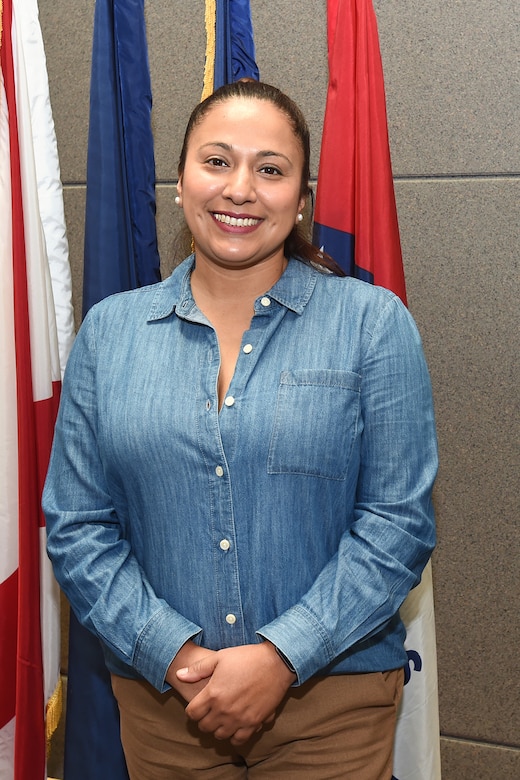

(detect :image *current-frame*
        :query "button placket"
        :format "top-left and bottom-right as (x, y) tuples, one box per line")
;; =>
(200, 324), (245, 644)
(209, 304), (287, 647)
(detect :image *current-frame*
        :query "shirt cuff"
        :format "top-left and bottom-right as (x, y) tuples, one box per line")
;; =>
(132, 604), (202, 691)
(257, 604), (336, 685)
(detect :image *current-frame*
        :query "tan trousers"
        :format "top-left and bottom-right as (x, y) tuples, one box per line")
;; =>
(112, 669), (403, 779)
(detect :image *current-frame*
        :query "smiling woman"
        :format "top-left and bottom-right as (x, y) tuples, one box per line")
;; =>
(44, 80), (438, 779)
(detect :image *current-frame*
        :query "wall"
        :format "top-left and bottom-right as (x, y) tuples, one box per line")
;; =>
(39, 1), (519, 777)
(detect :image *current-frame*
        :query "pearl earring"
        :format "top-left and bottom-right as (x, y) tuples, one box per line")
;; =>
(297, 213), (303, 223)
(175, 195), (181, 206)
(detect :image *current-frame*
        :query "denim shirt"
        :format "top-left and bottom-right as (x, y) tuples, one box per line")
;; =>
(44, 256), (437, 692)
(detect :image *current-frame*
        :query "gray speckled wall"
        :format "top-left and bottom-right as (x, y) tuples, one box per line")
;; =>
(40, 1), (519, 777)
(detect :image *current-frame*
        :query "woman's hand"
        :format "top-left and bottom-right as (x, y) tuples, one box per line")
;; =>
(165, 640), (218, 703)
(177, 641), (296, 745)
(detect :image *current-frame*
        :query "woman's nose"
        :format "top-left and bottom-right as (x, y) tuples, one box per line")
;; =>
(222, 165), (256, 204)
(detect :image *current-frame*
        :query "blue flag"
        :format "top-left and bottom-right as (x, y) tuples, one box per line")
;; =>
(203, 0), (259, 99)
(214, 0), (259, 88)
(82, 0), (160, 317)
(65, 1), (159, 777)
(65, 614), (129, 779)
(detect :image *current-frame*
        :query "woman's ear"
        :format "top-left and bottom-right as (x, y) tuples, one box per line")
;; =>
(175, 178), (183, 207)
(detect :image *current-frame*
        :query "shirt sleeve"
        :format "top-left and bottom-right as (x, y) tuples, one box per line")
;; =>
(43, 310), (202, 692)
(257, 294), (438, 683)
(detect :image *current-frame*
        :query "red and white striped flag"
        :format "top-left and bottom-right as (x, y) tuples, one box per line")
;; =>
(0, 0), (74, 776)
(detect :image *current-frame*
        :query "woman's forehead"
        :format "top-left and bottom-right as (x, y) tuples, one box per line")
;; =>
(202, 96), (280, 120)
(189, 97), (299, 147)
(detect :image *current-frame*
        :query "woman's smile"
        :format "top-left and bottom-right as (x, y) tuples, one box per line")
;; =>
(211, 211), (263, 231)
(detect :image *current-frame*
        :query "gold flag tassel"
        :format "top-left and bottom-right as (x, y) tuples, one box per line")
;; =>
(45, 676), (63, 756)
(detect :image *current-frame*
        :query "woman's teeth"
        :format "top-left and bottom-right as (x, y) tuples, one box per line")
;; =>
(213, 214), (260, 227)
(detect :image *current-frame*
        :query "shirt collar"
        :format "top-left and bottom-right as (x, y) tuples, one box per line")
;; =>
(146, 255), (318, 322)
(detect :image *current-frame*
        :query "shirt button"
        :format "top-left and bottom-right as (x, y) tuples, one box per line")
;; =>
(225, 614), (237, 625)
(224, 395), (235, 407)
(215, 466), (224, 477)
(219, 539), (230, 551)
(260, 296), (271, 307)
(243, 343), (253, 354)
(205, 399), (211, 411)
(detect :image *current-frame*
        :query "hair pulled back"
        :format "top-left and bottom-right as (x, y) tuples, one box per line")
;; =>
(178, 80), (345, 276)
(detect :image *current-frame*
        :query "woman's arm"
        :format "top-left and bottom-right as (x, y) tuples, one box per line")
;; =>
(257, 295), (438, 682)
(43, 310), (202, 692)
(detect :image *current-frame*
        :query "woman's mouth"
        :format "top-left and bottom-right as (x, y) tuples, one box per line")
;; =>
(212, 212), (261, 228)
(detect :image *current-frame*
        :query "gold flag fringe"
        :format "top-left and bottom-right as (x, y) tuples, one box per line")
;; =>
(201, 0), (216, 101)
(46, 677), (63, 755)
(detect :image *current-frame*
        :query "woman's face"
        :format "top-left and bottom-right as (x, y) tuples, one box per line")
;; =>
(177, 97), (307, 272)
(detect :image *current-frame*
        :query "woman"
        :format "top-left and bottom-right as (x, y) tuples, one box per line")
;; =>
(44, 80), (438, 779)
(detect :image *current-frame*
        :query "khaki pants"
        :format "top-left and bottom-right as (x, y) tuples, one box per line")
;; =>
(112, 669), (403, 779)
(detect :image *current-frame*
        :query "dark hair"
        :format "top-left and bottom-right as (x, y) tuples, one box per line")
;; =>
(178, 80), (345, 276)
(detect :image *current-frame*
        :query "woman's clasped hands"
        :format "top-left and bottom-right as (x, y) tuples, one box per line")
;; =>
(168, 640), (296, 745)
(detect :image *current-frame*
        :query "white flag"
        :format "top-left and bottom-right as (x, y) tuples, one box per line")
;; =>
(394, 562), (442, 779)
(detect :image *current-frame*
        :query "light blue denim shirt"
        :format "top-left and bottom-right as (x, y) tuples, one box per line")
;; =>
(44, 255), (437, 692)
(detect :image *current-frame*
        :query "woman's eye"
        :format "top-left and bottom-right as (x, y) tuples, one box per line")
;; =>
(260, 165), (282, 176)
(207, 157), (228, 167)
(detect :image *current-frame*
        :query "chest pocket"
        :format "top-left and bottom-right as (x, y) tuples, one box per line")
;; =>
(267, 369), (361, 480)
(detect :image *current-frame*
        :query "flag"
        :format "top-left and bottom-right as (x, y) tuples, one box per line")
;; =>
(20, 0), (75, 380)
(313, 2), (441, 778)
(64, 1), (160, 777)
(313, 0), (407, 305)
(82, 0), (160, 317)
(0, 0), (74, 776)
(202, 0), (259, 99)
(395, 563), (441, 780)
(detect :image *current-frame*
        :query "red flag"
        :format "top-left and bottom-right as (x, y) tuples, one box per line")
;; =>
(313, 0), (407, 304)
(313, 4), (440, 777)
(1, 0), (72, 775)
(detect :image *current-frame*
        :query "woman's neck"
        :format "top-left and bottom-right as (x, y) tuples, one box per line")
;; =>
(190, 252), (287, 309)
